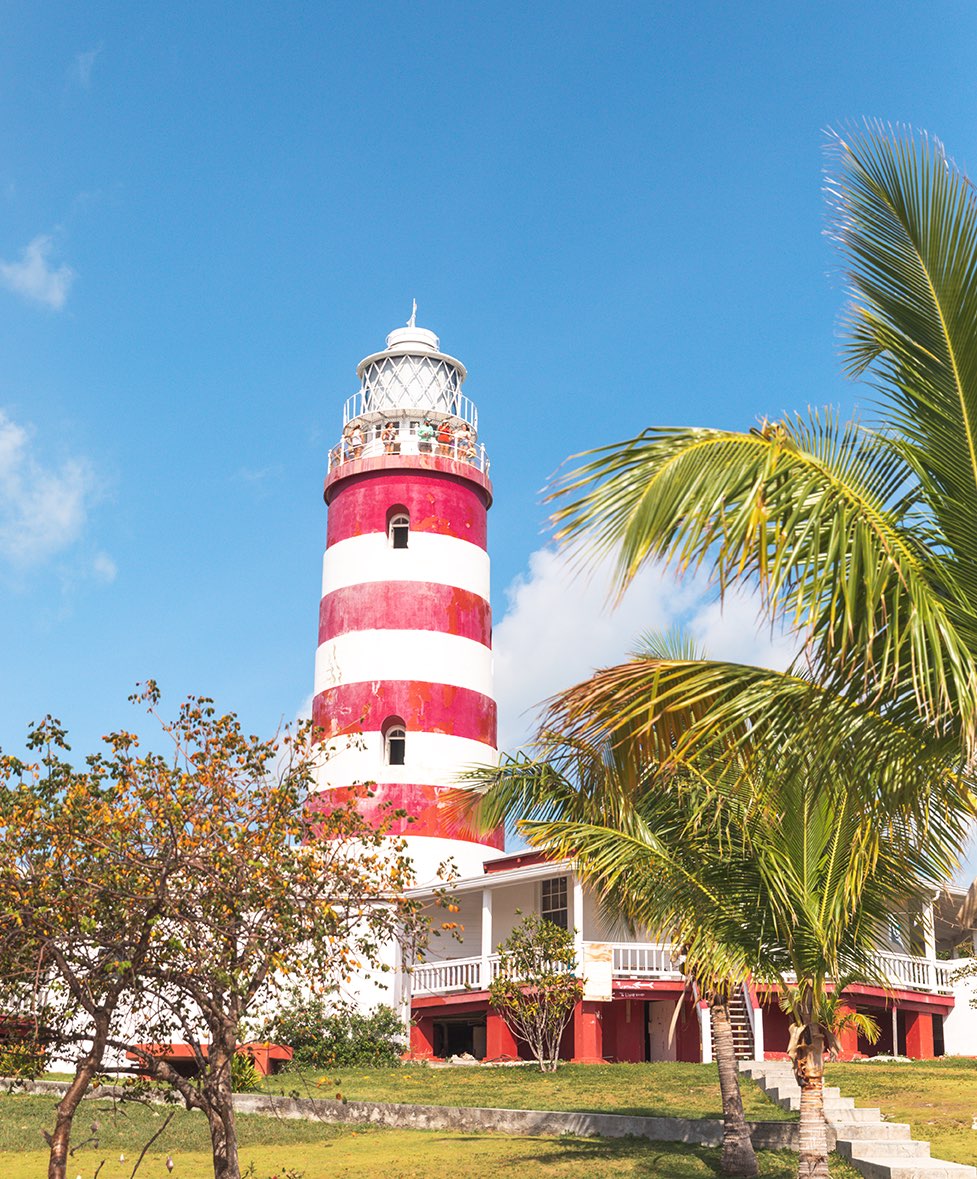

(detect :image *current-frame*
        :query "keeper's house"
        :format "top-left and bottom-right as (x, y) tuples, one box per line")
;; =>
(404, 850), (977, 1064)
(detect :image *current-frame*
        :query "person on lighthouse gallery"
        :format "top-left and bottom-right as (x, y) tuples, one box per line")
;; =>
(381, 419), (398, 454)
(417, 417), (436, 453)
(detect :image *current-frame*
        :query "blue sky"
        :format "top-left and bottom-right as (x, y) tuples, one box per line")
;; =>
(2, 2), (977, 771)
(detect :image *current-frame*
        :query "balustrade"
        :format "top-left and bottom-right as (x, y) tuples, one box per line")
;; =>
(411, 945), (953, 997)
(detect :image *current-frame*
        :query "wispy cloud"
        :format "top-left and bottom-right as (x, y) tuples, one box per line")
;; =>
(235, 465), (284, 499)
(0, 235), (76, 310)
(493, 547), (796, 752)
(0, 410), (99, 569)
(92, 551), (117, 584)
(68, 44), (103, 89)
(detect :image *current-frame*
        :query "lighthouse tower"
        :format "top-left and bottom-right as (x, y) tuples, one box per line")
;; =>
(311, 314), (504, 882)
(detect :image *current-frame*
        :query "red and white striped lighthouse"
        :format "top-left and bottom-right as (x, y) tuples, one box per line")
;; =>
(311, 314), (504, 881)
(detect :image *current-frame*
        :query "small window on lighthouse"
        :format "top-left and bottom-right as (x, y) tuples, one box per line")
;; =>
(389, 512), (410, 550)
(385, 726), (406, 766)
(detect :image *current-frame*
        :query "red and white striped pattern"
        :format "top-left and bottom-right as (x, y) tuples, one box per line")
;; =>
(312, 454), (503, 872)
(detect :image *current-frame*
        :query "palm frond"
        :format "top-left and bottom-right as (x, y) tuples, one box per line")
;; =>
(549, 411), (977, 743)
(829, 123), (977, 614)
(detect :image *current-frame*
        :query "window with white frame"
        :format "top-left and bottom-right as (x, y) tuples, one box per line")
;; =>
(385, 725), (406, 766)
(389, 511), (410, 550)
(541, 877), (568, 930)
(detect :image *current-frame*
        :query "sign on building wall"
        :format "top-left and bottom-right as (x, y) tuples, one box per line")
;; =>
(582, 942), (613, 1002)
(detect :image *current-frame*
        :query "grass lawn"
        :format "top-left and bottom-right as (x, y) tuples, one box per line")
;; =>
(0, 1093), (859, 1178)
(258, 1061), (793, 1122)
(826, 1057), (977, 1168)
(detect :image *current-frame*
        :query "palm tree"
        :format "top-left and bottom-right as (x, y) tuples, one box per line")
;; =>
(461, 726), (762, 1178)
(521, 124), (977, 1177)
(461, 698), (961, 1179)
(549, 125), (977, 781)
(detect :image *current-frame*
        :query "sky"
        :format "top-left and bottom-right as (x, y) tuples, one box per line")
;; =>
(2, 1), (977, 856)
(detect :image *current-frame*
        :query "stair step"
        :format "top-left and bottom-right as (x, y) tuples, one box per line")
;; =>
(826, 1107), (883, 1124)
(843, 1141), (931, 1160)
(836, 1124), (913, 1142)
(740, 1063), (794, 1077)
(768, 1084), (841, 1102)
(850, 1159), (976, 1179)
(773, 1094), (857, 1113)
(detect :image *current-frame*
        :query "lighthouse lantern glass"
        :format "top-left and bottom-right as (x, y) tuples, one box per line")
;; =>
(360, 354), (462, 416)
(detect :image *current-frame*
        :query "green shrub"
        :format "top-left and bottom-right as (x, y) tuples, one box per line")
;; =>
(260, 994), (405, 1068)
(231, 1050), (262, 1092)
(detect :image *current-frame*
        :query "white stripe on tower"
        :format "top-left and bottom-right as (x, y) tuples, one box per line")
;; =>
(315, 628), (494, 699)
(321, 532), (490, 598)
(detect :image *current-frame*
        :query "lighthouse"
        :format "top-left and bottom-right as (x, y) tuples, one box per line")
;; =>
(311, 313), (505, 883)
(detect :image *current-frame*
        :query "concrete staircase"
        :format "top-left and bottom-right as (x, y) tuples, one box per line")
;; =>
(740, 1061), (976, 1179)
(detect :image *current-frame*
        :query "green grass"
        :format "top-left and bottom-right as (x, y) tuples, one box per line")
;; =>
(259, 1061), (793, 1122)
(826, 1057), (977, 1168)
(0, 1093), (860, 1178)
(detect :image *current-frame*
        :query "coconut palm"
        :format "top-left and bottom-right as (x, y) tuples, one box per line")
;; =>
(462, 726), (763, 1178)
(462, 692), (962, 1179)
(550, 125), (977, 782)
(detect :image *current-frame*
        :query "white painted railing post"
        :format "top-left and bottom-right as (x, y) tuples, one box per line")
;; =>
(698, 1003), (713, 1064)
(744, 982), (764, 1062)
(572, 877), (585, 975)
(923, 898), (938, 990)
(480, 887), (493, 992)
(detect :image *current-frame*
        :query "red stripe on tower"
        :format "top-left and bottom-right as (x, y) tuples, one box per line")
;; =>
(313, 681), (497, 746)
(319, 583), (492, 647)
(326, 468), (489, 548)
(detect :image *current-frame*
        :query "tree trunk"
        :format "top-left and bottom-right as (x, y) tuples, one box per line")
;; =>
(710, 998), (759, 1178)
(204, 1042), (241, 1179)
(47, 1018), (108, 1179)
(796, 1030), (829, 1179)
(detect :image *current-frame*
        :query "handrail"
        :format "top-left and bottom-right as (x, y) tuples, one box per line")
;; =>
(327, 424), (489, 476)
(343, 391), (479, 432)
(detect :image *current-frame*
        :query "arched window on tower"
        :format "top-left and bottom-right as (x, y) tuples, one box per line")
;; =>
(388, 508), (410, 550)
(384, 722), (406, 766)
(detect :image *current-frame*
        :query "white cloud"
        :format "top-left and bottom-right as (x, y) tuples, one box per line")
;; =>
(0, 235), (76, 310)
(493, 547), (797, 752)
(92, 551), (117, 584)
(69, 45), (102, 89)
(0, 410), (98, 569)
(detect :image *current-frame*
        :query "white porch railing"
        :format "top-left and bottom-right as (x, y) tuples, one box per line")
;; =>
(411, 944), (955, 998)
(611, 942), (683, 978)
(868, 951), (954, 994)
(411, 941), (682, 995)
(412, 956), (482, 994)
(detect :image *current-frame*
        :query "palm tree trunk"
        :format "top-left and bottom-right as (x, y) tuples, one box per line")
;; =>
(710, 997), (759, 1178)
(796, 1030), (829, 1179)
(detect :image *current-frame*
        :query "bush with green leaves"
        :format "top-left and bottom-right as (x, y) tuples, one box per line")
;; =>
(260, 993), (406, 1068)
(231, 1050), (261, 1092)
(488, 913), (583, 1072)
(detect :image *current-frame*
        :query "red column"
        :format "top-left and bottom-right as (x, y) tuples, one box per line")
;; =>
(409, 1014), (436, 1059)
(486, 1010), (520, 1059)
(571, 1000), (605, 1063)
(904, 1010), (935, 1060)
